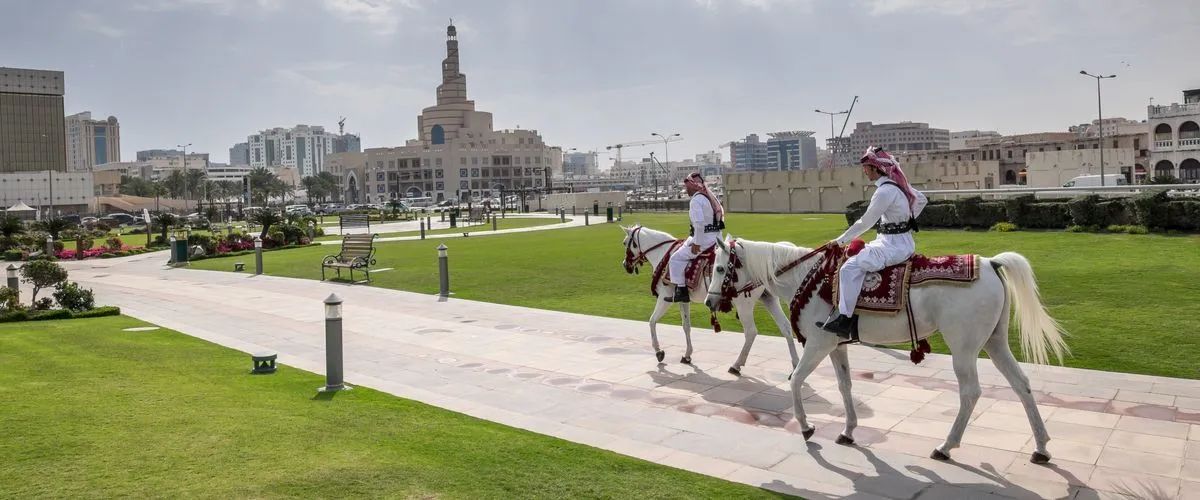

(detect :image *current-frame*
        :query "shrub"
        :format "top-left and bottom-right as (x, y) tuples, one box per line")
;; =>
(32, 297), (54, 311)
(990, 222), (1018, 232)
(1131, 189), (1170, 229)
(52, 281), (95, 312)
(106, 236), (124, 251)
(73, 306), (121, 319)
(1107, 224), (1149, 234)
(0, 287), (19, 312)
(1067, 194), (1122, 227)
(1165, 200), (1200, 231)
(4, 249), (24, 261)
(915, 202), (959, 228)
(20, 259), (68, 302)
(1021, 203), (1072, 229)
(952, 197), (1007, 228)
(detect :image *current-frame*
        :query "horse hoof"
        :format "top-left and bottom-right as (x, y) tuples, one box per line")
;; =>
(930, 449), (950, 461)
(835, 434), (855, 446)
(801, 428), (815, 441)
(655, 350), (665, 362)
(680, 356), (692, 365)
(728, 366), (741, 376)
(1030, 452), (1051, 464)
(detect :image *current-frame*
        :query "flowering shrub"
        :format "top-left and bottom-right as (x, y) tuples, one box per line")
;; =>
(55, 245), (145, 260)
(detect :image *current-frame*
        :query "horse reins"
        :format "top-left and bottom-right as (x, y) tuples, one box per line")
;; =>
(623, 226), (676, 275)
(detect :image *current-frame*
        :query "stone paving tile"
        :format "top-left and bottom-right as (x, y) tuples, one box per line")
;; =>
(54, 253), (1200, 500)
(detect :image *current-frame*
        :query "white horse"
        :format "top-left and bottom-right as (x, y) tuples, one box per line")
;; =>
(704, 235), (1070, 464)
(620, 224), (799, 374)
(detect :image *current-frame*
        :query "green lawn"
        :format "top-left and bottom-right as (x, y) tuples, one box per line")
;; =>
(0, 316), (790, 499)
(191, 212), (1200, 379)
(315, 216), (563, 241)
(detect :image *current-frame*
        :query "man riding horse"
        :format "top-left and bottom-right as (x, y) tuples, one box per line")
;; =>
(668, 173), (725, 303)
(818, 147), (929, 340)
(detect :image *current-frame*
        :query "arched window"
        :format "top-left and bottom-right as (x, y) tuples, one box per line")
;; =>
(431, 125), (445, 145)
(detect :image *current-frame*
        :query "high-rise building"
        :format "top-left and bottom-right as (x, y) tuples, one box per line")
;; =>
(247, 124), (335, 177)
(766, 131), (818, 170)
(229, 142), (250, 166)
(65, 111), (121, 171)
(0, 67), (66, 173)
(562, 151), (599, 176)
(333, 134), (361, 154)
(729, 132), (816, 171)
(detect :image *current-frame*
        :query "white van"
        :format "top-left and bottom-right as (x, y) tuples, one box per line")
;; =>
(1062, 174), (1128, 188)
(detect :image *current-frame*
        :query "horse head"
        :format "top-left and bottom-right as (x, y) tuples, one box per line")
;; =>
(620, 224), (676, 275)
(705, 235), (751, 312)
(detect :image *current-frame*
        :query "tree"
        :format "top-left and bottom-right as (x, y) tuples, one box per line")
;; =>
(20, 259), (68, 302)
(1148, 174), (1181, 185)
(247, 167), (276, 206)
(250, 209), (283, 239)
(0, 215), (25, 240)
(153, 212), (177, 243)
(36, 217), (72, 240)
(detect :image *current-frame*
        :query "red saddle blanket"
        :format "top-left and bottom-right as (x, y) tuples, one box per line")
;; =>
(650, 241), (716, 297)
(824, 253), (981, 314)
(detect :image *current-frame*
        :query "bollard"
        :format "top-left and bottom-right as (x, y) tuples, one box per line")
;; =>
(441, 211), (445, 223)
(585, 212), (589, 226)
(426, 215), (432, 229)
(45, 235), (54, 257)
(572, 206), (577, 216)
(6, 264), (18, 302)
(492, 215), (498, 231)
(420, 220), (426, 240)
(169, 235), (177, 264)
(560, 209), (566, 223)
(76, 235), (84, 260)
(307, 222), (315, 239)
(319, 293), (349, 392)
(254, 236), (263, 275)
(618, 205), (623, 219)
(437, 243), (450, 298)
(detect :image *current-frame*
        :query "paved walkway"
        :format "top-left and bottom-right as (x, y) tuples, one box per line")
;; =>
(55, 253), (1200, 499)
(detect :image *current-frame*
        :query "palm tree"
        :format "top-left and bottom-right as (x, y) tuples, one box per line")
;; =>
(0, 215), (25, 249)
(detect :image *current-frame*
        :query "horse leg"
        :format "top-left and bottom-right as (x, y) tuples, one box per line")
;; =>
(830, 345), (857, 445)
(728, 299), (757, 375)
(679, 301), (694, 364)
(932, 349), (983, 461)
(648, 297), (671, 363)
(790, 334), (838, 441)
(985, 329), (1053, 464)
(760, 293), (801, 370)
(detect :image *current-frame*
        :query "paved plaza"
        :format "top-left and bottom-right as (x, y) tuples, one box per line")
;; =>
(48, 251), (1200, 499)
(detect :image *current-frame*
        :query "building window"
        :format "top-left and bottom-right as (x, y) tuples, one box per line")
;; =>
(472, 157), (478, 165)
(376, 172), (385, 182)
(431, 125), (445, 145)
(1007, 150), (1012, 159)
(460, 157), (466, 165)
(388, 160), (395, 169)
(459, 168), (468, 177)
(435, 158), (443, 166)
(471, 168), (479, 177)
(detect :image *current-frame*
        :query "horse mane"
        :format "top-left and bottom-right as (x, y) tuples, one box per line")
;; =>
(733, 238), (809, 289)
(634, 225), (676, 241)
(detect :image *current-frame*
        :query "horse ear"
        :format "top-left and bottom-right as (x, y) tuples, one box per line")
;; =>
(619, 224), (629, 233)
(715, 238), (727, 252)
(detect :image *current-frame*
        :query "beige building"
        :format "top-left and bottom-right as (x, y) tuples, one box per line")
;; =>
(850, 121), (950, 157)
(65, 111), (121, 171)
(1147, 88), (1200, 182)
(1025, 149), (1137, 187)
(332, 22), (557, 205)
(722, 158), (1000, 213)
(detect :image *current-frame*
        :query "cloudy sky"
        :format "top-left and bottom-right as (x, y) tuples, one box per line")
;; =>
(3, 0), (1198, 165)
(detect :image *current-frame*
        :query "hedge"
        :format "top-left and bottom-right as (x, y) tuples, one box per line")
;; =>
(843, 189), (1200, 232)
(0, 305), (121, 323)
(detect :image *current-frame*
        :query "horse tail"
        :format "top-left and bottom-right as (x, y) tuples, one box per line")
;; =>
(989, 252), (1070, 366)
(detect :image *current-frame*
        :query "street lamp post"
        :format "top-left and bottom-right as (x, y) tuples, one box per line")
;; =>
(178, 143), (193, 212)
(651, 132), (681, 199)
(815, 108), (850, 168)
(1079, 71), (1116, 186)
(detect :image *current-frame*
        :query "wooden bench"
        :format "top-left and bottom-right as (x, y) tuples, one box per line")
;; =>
(321, 233), (378, 283)
(338, 214), (371, 234)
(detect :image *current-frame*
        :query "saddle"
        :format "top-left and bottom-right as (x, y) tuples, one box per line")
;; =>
(649, 241), (716, 298)
(788, 240), (981, 364)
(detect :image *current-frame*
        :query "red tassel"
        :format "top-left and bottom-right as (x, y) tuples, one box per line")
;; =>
(918, 339), (932, 353)
(710, 313), (722, 333)
(847, 239), (866, 256)
(910, 349), (925, 364)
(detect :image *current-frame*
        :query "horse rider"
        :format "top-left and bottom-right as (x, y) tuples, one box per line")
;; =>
(818, 147), (928, 340)
(668, 172), (726, 303)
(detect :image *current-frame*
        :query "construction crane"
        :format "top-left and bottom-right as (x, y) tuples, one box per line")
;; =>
(606, 136), (682, 187)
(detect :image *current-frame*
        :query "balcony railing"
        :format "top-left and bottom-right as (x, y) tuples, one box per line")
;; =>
(1179, 138), (1200, 148)
(1155, 140), (1174, 149)
(1149, 102), (1200, 119)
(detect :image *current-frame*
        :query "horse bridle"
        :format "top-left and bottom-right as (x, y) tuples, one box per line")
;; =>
(706, 240), (836, 307)
(622, 226), (674, 275)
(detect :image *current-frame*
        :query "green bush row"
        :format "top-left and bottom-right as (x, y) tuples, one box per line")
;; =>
(845, 189), (1200, 232)
(0, 305), (121, 323)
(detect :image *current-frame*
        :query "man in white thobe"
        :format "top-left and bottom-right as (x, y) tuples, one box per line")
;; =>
(667, 173), (725, 303)
(818, 147), (928, 340)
